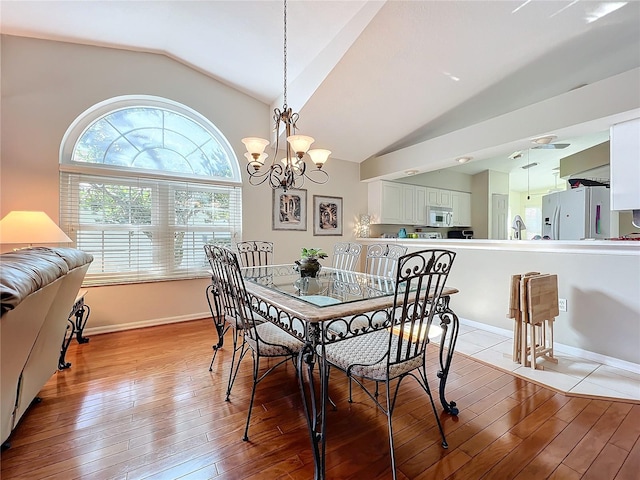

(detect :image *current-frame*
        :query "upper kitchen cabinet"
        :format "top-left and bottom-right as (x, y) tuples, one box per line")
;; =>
(368, 180), (426, 225)
(610, 118), (640, 211)
(451, 191), (472, 227)
(426, 187), (453, 208)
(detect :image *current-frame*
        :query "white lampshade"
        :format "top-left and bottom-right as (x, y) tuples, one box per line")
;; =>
(0, 211), (72, 245)
(307, 149), (331, 167)
(287, 135), (315, 155)
(241, 137), (270, 156)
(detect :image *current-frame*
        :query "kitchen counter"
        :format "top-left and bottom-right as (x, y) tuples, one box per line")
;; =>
(360, 238), (640, 255)
(358, 237), (639, 368)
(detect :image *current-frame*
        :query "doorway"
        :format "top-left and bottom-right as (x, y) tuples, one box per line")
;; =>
(491, 194), (508, 239)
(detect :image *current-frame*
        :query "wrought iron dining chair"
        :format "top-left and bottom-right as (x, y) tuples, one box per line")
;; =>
(205, 241), (273, 373)
(334, 243), (409, 396)
(204, 245), (228, 373)
(208, 245), (303, 441)
(365, 243), (408, 278)
(236, 240), (274, 268)
(321, 249), (456, 480)
(331, 242), (362, 271)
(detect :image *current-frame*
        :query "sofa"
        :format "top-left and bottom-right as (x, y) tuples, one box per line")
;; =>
(0, 247), (93, 446)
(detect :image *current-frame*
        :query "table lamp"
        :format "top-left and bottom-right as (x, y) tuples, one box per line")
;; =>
(0, 211), (72, 247)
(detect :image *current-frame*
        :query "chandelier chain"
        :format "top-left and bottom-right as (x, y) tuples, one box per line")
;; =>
(283, 0), (287, 107)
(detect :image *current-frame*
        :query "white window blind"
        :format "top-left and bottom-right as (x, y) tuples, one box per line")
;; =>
(59, 96), (243, 286)
(60, 172), (241, 285)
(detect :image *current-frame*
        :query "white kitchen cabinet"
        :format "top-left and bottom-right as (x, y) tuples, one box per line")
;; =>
(610, 118), (640, 211)
(368, 180), (426, 225)
(415, 186), (427, 225)
(426, 187), (452, 208)
(368, 180), (403, 224)
(451, 191), (472, 227)
(402, 184), (427, 224)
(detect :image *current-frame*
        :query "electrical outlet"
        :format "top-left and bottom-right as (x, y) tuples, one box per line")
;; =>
(558, 298), (567, 312)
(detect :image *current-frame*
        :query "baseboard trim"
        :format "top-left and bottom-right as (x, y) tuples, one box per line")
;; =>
(83, 313), (210, 336)
(458, 317), (640, 375)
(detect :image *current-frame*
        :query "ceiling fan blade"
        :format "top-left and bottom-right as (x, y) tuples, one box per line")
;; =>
(532, 143), (570, 150)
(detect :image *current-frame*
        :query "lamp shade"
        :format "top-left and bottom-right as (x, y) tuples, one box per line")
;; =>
(287, 135), (315, 155)
(241, 137), (270, 156)
(307, 149), (331, 167)
(0, 211), (72, 245)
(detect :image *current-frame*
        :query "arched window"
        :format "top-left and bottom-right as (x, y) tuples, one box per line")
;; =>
(60, 95), (242, 285)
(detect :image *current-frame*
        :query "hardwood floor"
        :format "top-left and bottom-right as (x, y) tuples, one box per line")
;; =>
(2, 318), (639, 479)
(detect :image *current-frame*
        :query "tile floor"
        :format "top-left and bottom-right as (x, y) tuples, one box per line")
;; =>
(449, 322), (640, 402)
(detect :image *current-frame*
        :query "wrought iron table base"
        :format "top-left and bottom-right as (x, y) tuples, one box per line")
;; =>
(297, 336), (327, 480)
(295, 295), (460, 480)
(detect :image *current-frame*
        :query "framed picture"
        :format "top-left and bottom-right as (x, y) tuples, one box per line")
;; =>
(272, 189), (307, 231)
(313, 195), (343, 236)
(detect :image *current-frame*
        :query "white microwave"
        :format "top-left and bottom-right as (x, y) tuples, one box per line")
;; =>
(427, 206), (453, 227)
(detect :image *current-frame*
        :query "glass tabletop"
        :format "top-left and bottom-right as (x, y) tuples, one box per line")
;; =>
(242, 264), (397, 308)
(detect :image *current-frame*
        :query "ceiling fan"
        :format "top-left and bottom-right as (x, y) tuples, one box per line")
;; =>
(531, 135), (570, 150)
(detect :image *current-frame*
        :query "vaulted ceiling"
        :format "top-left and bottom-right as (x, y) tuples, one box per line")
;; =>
(2, 0), (639, 191)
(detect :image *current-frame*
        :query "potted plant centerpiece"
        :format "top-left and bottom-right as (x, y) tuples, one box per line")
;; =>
(295, 247), (328, 278)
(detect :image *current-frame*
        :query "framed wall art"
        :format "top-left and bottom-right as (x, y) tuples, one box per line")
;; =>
(272, 189), (307, 231)
(313, 195), (343, 236)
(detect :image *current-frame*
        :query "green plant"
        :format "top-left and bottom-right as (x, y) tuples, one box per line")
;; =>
(300, 247), (328, 260)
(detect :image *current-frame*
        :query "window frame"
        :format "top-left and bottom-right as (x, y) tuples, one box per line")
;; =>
(60, 95), (242, 286)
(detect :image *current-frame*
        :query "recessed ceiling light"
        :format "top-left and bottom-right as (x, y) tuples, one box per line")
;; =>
(532, 135), (557, 145)
(509, 151), (523, 160)
(457, 157), (472, 164)
(405, 169), (419, 176)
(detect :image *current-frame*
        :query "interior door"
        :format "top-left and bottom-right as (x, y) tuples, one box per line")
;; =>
(491, 194), (508, 239)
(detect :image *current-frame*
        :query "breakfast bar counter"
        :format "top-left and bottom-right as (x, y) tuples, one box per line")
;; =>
(358, 238), (640, 367)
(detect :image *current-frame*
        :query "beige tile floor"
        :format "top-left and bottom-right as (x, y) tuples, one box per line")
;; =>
(451, 322), (640, 402)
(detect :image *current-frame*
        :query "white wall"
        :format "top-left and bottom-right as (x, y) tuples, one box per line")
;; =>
(0, 35), (367, 332)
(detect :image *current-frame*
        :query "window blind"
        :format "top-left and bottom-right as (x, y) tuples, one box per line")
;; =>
(60, 172), (242, 286)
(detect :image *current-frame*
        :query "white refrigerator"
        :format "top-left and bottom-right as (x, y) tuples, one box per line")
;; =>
(541, 186), (610, 240)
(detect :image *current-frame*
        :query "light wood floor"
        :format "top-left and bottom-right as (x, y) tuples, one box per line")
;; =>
(1, 318), (639, 479)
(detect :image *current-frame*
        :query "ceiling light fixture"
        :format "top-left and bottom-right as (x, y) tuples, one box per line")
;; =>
(405, 169), (419, 176)
(531, 134), (570, 150)
(242, 0), (329, 192)
(457, 156), (472, 164)
(531, 135), (557, 145)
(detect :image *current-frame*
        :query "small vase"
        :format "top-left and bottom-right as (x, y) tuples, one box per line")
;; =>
(295, 258), (321, 278)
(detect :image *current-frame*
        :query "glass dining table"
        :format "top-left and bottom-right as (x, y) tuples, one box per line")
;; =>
(241, 264), (460, 480)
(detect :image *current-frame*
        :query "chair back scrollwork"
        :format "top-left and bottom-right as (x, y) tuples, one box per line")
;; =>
(365, 243), (408, 278)
(388, 249), (456, 367)
(332, 242), (362, 271)
(236, 240), (274, 268)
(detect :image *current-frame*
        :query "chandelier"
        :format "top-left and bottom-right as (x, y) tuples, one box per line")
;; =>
(242, 0), (330, 192)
